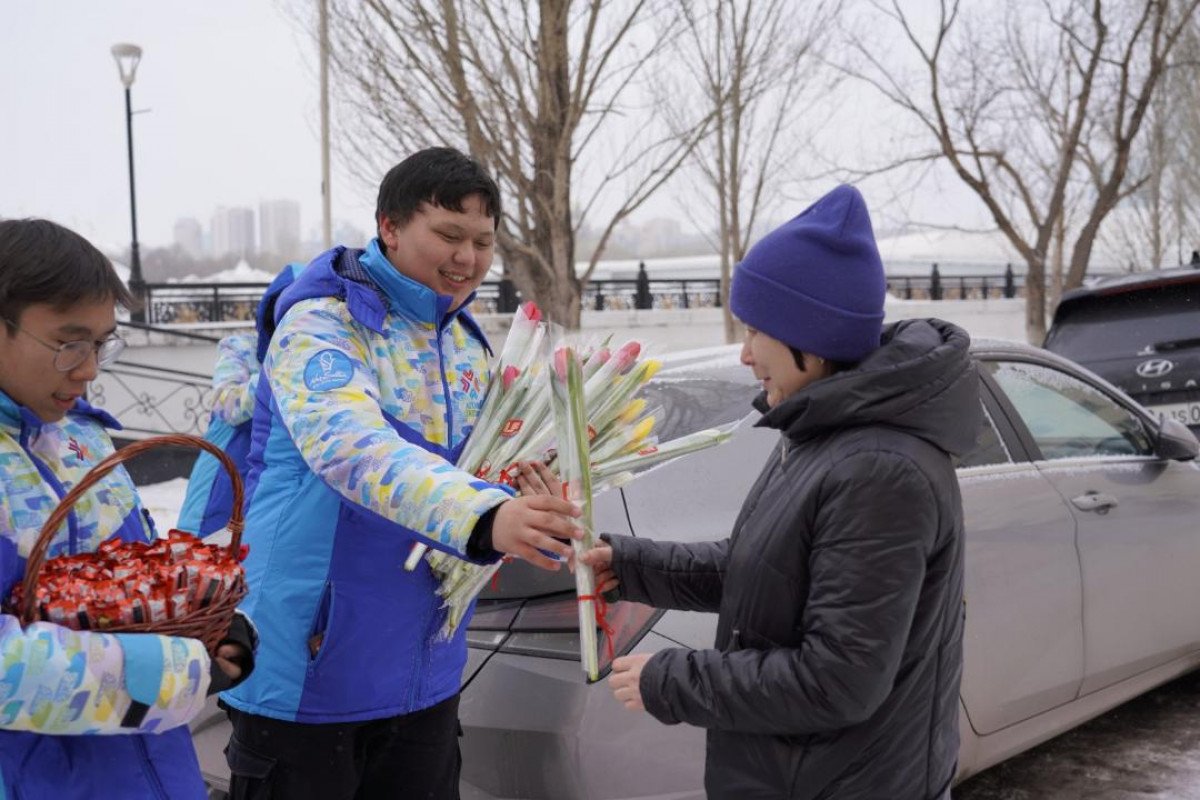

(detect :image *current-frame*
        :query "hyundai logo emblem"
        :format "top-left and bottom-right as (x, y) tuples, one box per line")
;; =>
(1136, 358), (1175, 378)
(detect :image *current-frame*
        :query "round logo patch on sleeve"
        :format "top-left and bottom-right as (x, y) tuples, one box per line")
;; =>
(303, 349), (355, 391)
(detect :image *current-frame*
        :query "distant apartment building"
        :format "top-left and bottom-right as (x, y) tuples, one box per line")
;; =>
(211, 207), (256, 258)
(173, 217), (204, 258)
(259, 199), (301, 259)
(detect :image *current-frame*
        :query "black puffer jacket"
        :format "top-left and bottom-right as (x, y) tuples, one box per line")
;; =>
(605, 319), (980, 800)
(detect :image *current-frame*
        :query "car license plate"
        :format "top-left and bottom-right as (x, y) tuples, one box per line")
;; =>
(1147, 401), (1200, 427)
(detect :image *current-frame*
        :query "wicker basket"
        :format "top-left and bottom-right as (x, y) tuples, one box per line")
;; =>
(16, 433), (246, 653)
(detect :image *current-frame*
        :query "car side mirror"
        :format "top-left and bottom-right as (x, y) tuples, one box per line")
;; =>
(1154, 417), (1199, 461)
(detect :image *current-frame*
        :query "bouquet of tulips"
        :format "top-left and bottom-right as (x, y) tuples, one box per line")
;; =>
(547, 336), (600, 680)
(409, 302), (731, 653)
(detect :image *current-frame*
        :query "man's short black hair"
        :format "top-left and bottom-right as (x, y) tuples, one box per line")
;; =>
(375, 147), (502, 233)
(0, 218), (137, 332)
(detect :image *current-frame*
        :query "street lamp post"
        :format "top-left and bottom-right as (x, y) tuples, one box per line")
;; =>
(111, 43), (146, 323)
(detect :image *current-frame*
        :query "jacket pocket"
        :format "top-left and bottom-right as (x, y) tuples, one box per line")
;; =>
(225, 736), (276, 799)
(306, 582), (335, 669)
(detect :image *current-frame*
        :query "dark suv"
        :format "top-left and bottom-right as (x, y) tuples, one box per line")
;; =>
(1044, 267), (1200, 432)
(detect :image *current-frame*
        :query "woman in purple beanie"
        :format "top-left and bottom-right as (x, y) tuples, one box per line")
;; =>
(581, 184), (981, 799)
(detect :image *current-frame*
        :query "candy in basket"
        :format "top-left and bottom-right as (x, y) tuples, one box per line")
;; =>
(7, 434), (248, 653)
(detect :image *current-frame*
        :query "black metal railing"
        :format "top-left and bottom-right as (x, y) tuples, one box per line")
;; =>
(139, 265), (1024, 324)
(83, 322), (220, 443)
(889, 267), (1026, 301)
(73, 324), (221, 481)
(582, 279), (722, 311)
(119, 319), (223, 344)
(142, 282), (267, 325)
(90, 359), (215, 439)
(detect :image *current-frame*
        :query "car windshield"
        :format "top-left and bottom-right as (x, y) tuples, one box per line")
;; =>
(1046, 282), (1200, 361)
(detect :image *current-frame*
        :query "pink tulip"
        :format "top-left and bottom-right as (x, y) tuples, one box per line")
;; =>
(554, 346), (571, 381)
(612, 341), (641, 374)
(502, 365), (521, 391)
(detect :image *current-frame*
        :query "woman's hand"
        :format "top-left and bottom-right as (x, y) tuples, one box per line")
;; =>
(576, 543), (618, 595)
(608, 653), (653, 712)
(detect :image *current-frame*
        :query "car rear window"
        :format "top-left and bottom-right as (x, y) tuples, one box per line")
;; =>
(1046, 282), (1200, 360)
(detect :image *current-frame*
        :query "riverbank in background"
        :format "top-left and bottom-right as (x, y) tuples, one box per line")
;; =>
(121, 295), (1027, 365)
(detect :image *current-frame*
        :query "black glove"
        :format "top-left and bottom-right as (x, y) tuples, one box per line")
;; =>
(207, 611), (258, 695)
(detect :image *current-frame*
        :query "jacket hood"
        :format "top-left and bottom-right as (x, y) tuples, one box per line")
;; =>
(256, 263), (306, 363)
(757, 318), (981, 457)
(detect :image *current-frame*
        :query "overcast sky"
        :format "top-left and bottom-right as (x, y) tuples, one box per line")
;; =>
(1, 1), (1001, 261)
(2, 0), (375, 252)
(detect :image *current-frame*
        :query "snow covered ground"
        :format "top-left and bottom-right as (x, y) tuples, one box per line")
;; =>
(138, 477), (189, 532)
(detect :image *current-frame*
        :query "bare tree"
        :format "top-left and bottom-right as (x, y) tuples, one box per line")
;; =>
(665, 0), (840, 343)
(1101, 17), (1200, 269)
(320, 0), (708, 327)
(847, 0), (1200, 343)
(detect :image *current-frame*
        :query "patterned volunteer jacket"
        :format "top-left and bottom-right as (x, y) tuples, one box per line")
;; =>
(0, 389), (212, 800)
(175, 332), (258, 537)
(177, 263), (305, 538)
(223, 241), (512, 724)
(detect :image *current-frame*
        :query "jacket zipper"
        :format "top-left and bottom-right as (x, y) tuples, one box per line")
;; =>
(134, 736), (171, 799)
(23, 434), (82, 552)
(410, 577), (443, 710)
(436, 325), (456, 443)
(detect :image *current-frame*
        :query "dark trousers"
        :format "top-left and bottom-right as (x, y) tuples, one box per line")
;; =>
(223, 695), (461, 800)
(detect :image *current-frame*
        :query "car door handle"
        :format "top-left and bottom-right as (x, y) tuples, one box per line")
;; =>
(1071, 491), (1119, 514)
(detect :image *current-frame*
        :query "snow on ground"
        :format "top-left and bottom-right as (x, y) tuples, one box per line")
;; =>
(137, 477), (188, 532)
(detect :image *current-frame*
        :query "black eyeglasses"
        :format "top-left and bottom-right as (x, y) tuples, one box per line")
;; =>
(3, 319), (126, 372)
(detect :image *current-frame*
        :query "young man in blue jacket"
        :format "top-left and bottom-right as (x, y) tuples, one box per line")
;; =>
(222, 147), (582, 799)
(0, 218), (254, 798)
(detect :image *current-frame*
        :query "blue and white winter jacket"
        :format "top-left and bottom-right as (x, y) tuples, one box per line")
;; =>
(0, 390), (212, 799)
(222, 241), (511, 724)
(177, 264), (304, 537)
(175, 332), (257, 537)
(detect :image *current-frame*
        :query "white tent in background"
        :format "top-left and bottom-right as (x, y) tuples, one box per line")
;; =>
(175, 259), (277, 284)
(110, 258), (277, 285)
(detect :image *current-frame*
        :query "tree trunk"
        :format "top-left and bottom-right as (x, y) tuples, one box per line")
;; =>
(534, 0), (578, 328)
(1025, 256), (1048, 345)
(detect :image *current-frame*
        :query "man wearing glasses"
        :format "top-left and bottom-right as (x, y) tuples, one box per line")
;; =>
(0, 218), (254, 799)
(0, 310), (125, 415)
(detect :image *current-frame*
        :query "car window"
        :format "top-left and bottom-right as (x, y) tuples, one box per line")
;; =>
(1044, 281), (1200, 360)
(985, 361), (1154, 459)
(958, 403), (1011, 468)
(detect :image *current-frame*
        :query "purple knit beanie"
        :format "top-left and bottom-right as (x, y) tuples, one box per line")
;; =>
(730, 184), (885, 362)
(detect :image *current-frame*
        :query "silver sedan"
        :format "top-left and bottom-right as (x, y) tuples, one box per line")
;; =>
(193, 338), (1200, 798)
